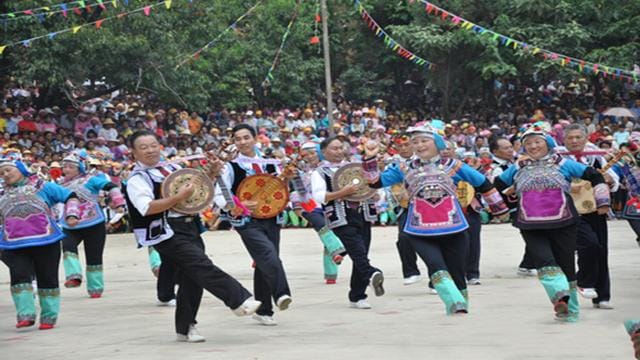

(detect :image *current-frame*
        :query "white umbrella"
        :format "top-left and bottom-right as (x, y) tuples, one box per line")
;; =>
(602, 107), (637, 118)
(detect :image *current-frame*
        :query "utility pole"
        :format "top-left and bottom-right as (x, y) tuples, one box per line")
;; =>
(320, 0), (334, 134)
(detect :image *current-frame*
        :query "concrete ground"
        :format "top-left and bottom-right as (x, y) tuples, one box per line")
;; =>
(0, 221), (638, 360)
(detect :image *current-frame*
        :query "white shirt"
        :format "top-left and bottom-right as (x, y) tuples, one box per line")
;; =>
(310, 162), (344, 205)
(125, 162), (187, 218)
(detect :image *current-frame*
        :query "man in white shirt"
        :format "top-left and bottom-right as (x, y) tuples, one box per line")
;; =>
(125, 130), (260, 343)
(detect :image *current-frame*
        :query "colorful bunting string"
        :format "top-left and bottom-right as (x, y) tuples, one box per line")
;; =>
(175, 0), (263, 68)
(309, 0), (321, 51)
(355, 0), (435, 71)
(0, 1), (176, 56)
(413, 0), (639, 83)
(1, 0), (121, 24)
(262, 1), (301, 89)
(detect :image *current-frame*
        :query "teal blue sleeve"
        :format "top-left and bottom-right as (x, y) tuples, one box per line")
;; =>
(86, 174), (111, 194)
(39, 182), (73, 207)
(380, 164), (405, 187)
(497, 165), (518, 187)
(559, 159), (588, 180)
(453, 163), (487, 187)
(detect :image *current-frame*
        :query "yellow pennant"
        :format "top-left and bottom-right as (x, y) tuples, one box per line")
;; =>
(532, 48), (541, 55)
(73, 26), (82, 34)
(112, 0), (117, 8)
(165, 0), (172, 9)
(0, 45), (7, 55)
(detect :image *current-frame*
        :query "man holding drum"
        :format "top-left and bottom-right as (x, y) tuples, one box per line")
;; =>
(214, 124), (293, 326)
(125, 130), (261, 343)
(558, 123), (619, 309)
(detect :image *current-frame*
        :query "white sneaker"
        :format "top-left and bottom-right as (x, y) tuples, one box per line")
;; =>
(369, 271), (385, 296)
(276, 295), (292, 311)
(578, 287), (598, 299)
(593, 301), (614, 309)
(157, 299), (177, 307)
(403, 274), (422, 286)
(517, 268), (537, 277)
(429, 288), (438, 295)
(467, 278), (481, 285)
(176, 324), (205, 343)
(232, 297), (262, 316)
(349, 299), (372, 309)
(252, 314), (278, 326)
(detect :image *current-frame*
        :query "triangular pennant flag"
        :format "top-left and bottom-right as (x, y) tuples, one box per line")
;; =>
(451, 16), (461, 25)
(117, 12), (127, 18)
(43, 7), (50, 11)
(24, 10), (34, 15)
(532, 48), (540, 55)
(315, 14), (321, 22)
(61, 4), (68, 17)
(36, 13), (46, 23)
(593, 64), (599, 74)
(73, 7), (82, 16)
(124, 0), (129, 5)
(426, 3), (434, 14)
(22, 40), (31, 47)
(73, 25), (81, 33)
(95, 19), (104, 29)
(512, 40), (519, 49)
(48, 32), (58, 40)
(0, 45), (7, 55)
(79, 1), (86, 8)
(7, 13), (15, 18)
(143, 6), (151, 16)
(441, 11), (449, 20)
(112, 0), (118, 8)
(97, 0), (106, 10)
(165, 0), (172, 9)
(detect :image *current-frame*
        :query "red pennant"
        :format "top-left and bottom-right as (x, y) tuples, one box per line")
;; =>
(426, 3), (434, 14)
(95, 19), (104, 29)
(23, 10), (34, 15)
(99, 3), (106, 10)
(441, 11), (449, 20)
(315, 14), (321, 22)
(73, 7), (82, 16)
(194, 51), (201, 60)
(62, 10), (68, 17)
(310, 36), (320, 44)
(143, 6), (151, 16)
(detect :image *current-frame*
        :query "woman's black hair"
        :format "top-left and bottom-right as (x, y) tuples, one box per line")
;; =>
(320, 136), (342, 151)
(128, 130), (158, 148)
(232, 123), (256, 138)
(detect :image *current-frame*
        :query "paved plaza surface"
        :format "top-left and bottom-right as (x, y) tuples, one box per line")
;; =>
(1, 221), (638, 359)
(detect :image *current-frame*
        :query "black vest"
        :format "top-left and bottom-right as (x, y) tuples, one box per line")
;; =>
(123, 170), (167, 238)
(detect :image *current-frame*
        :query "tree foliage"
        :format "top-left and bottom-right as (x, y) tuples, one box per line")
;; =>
(0, 0), (638, 114)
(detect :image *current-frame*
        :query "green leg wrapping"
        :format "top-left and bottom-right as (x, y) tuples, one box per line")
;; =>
(379, 212), (389, 225)
(300, 217), (309, 228)
(323, 248), (338, 280)
(11, 283), (36, 323)
(288, 211), (300, 227)
(63, 251), (82, 282)
(281, 210), (290, 227)
(567, 281), (580, 322)
(387, 210), (397, 225)
(537, 266), (570, 304)
(318, 226), (346, 259)
(148, 247), (161, 276)
(86, 265), (104, 297)
(431, 270), (468, 315)
(461, 289), (469, 310)
(625, 320), (640, 336)
(38, 288), (60, 326)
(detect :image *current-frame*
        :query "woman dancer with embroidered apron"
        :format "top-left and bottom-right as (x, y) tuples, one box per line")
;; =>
(60, 154), (126, 298)
(296, 141), (346, 284)
(494, 124), (610, 322)
(0, 154), (80, 330)
(365, 123), (508, 315)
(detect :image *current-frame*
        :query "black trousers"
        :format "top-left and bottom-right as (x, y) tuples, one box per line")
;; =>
(63, 222), (106, 266)
(154, 218), (252, 335)
(513, 211), (536, 270)
(406, 232), (468, 291)
(576, 213), (611, 303)
(236, 218), (291, 316)
(520, 225), (577, 282)
(4, 241), (61, 289)
(332, 208), (380, 302)
(465, 210), (482, 280)
(302, 211), (325, 231)
(396, 211), (420, 278)
(157, 251), (178, 302)
(628, 218), (640, 239)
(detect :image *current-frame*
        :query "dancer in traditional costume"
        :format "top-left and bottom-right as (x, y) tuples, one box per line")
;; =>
(559, 123), (619, 309)
(310, 137), (385, 310)
(365, 123), (508, 315)
(125, 130), (261, 342)
(625, 320), (640, 359)
(60, 154), (126, 298)
(295, 141), (346, 284)
(214, 124), (292, 326)
(494, 123), (610, 322)
(0, 152), (80, 330)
